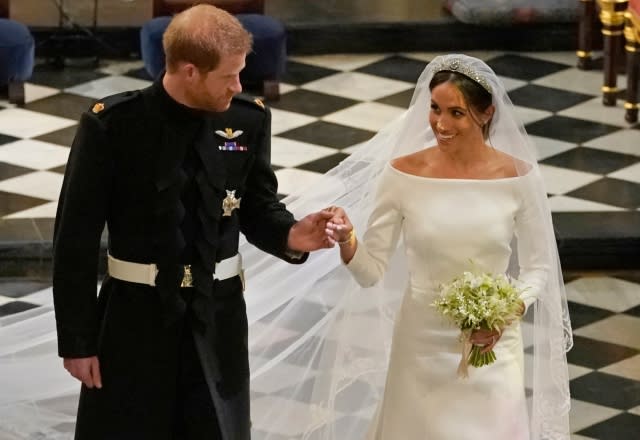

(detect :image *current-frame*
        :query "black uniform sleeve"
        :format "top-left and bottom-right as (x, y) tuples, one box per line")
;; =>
(239, 106), (308, 264)
(52, 111), (112, 358)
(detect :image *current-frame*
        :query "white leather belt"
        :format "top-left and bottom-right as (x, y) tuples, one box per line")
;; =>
(107, 253), (243, 288)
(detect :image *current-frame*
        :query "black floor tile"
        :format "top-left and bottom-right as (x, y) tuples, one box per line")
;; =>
(566, 178), (640, 210)
(34, 125), (78, 148)
(624, 305), (640, 317)
(375, 88), (415, 108)
(508, 84), (592, 112)
(567, 301), (615, 329)
(570, 371), (640, 410)
(282, 60), (341, 85)
(277, 121), (376, 149)
(29, 64), (108, 89)
(566, 335), (638, 369)
(553, 212), (640, 240)
(0, 192), (49, 217)
(269, 89), (358, 117)
(0, 162), (35, 180)
(0, 300), (40, 317)
(0, 279), (51, 298)
(24, 93), (95, 120)
(298, 152), (351, 173)
(355, 55), (427, 83)
(541, 147), (639, 175)
(486, 54), (570, 81)
(0, 132), (20, 146)
(525, 116), (621, 144)
(577, 412), (640, 440)
(48, 164), (67, 174)
(123, 67), (153, 81)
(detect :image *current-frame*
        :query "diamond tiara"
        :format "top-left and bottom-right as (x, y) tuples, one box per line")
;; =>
(431, 57), (492, 95)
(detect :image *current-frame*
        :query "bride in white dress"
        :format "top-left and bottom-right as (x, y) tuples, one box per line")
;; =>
(0, 55), (572, 440)
(324, 57), (550, 439)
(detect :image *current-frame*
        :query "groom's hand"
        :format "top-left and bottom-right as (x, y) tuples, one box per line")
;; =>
(287, 210), (335, 252)
(64, 356), (102, 389)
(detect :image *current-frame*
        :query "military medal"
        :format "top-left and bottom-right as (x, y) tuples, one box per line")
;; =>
(222, 190), (241, 216)
(215, 128), (247, 152)
(181, 265), (193, 288)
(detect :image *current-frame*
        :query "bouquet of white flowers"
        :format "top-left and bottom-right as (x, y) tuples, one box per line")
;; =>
(432, 270), (525, 378)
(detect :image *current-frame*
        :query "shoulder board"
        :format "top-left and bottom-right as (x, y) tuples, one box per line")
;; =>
(232, 93), (267, 112)
(89, 90), (141, 116)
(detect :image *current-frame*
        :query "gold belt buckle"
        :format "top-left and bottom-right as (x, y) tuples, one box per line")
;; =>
(181, 265), (193, 288)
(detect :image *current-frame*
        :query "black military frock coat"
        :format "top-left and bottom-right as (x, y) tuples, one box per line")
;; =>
(52, 79), (306, 440)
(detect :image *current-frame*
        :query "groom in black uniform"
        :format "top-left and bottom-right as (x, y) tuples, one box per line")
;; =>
(52, 4), (333, 440)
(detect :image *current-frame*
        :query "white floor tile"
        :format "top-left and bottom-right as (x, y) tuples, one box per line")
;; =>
(250, 360), (317, 394)
(0, 295), (13, 306)
(24, 83), (61, 104)
(514, 105), (553, 125)
(0, 108), (76, 138)
(538, 164), (602, 195)
(289, 53), (389, 71)
(558, 97), (631, 128)
(0, 171), (63, 201)
(4, 201), (59, 219)
(530, 136), (578, 161)
(274, 168), (324, 196)
(302, 72), (413, 101)
(607, 162), (640, 184)
(0, 139), (70, 170)
(568, 363), (593, 381)
(565, 277), (640, 312)
(521, 51), (581, 67)
(271, 137), (337, 168)
(583, 129), (640, 157)
(278, 82), (297, 95)
(599, 354), (640, 381)
(574, 314), (640, 350)
(498, 75), (527, 92)
(18, 287), (55, 307)
(65, 76), (152, 99)
(97, 60), (146, 76)
(547, 195), (623, 212)
(323, 102), (404, 132)
(629, 405), (640, 416)
(568, 399), (622, 432)
(269, 108), (316, 135)
(251, 395), (338, 436)
(533, 67), (625, 97)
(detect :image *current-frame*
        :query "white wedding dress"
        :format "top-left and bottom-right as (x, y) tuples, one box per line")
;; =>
(346, 163), (548, 440)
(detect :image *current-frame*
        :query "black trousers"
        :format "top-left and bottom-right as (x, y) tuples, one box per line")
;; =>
(173, 292), (223, 440)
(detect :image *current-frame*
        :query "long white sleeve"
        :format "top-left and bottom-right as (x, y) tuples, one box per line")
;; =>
(514, 174), (552, 311)
(345, 165), (404, 287)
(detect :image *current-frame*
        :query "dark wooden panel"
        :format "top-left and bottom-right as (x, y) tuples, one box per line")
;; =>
(153, 0), (264, 16)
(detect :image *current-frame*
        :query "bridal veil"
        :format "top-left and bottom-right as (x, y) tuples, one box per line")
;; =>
(0, 54), (572, 440)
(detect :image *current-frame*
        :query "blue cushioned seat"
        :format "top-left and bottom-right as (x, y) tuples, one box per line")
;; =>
(140, 14), (286, 100)
(0, 18), (35, 104)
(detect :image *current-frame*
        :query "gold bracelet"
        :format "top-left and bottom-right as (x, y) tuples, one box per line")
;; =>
(337, 229), (355, 246)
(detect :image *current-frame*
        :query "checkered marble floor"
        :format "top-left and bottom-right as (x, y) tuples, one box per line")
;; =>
(1, 273), (639, 439)
(0, 51), (639, 233)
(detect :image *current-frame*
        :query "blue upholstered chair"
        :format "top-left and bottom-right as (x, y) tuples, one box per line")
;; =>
(140, 14), (286, 100)
(0, 18), (35, 105)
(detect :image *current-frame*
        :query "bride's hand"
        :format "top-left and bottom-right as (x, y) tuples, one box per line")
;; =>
(469, 328), (501, 354)
(323, 206), (353, 246)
